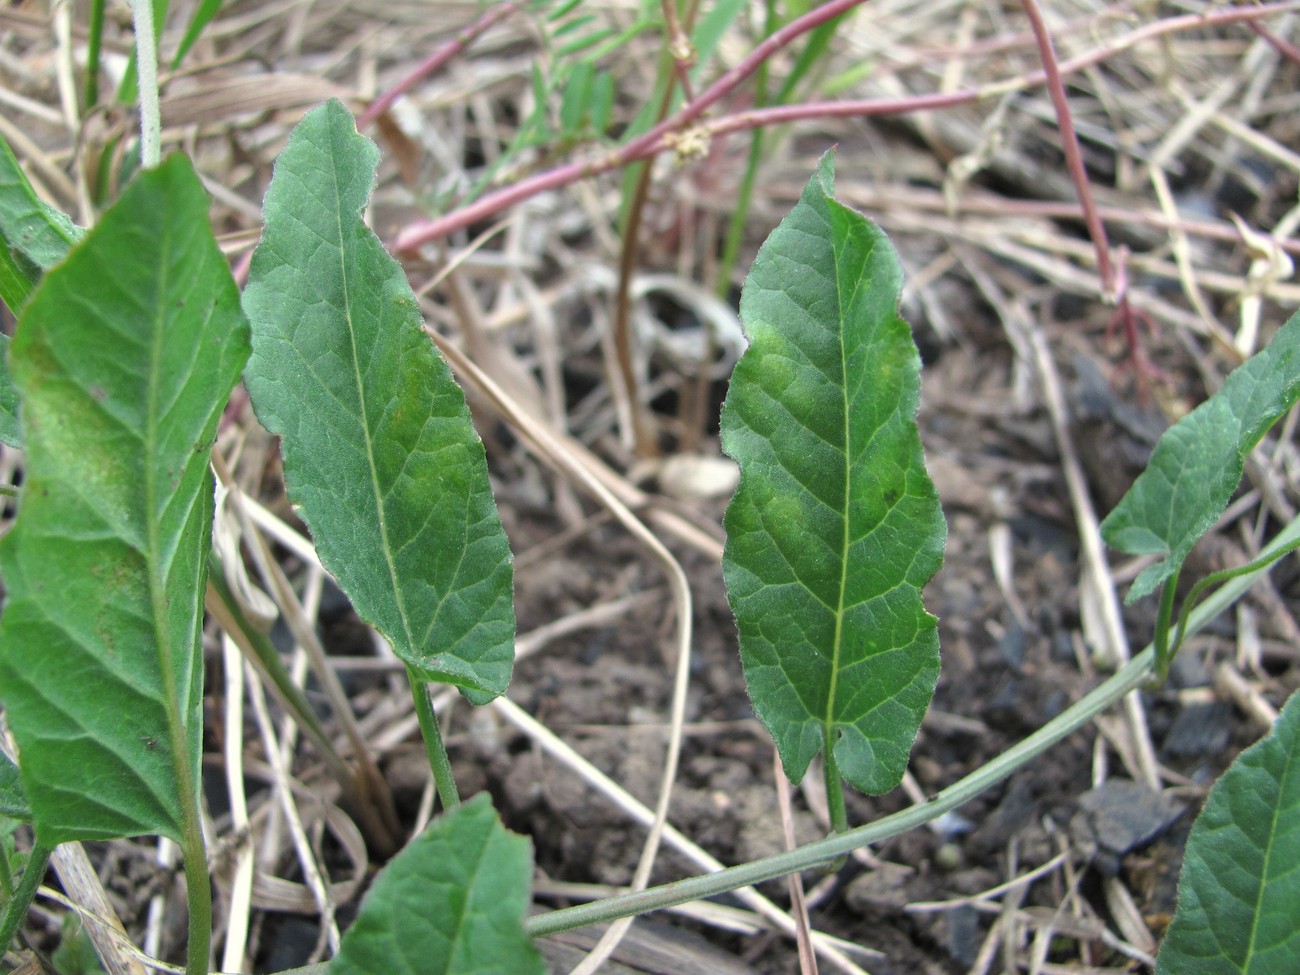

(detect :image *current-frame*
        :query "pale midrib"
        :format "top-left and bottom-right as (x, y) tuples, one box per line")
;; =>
(826, 247), (852, 747)
(331, 158), (418, 658)
(1244, 748), (1295, 970)
(144, 210), (199, 838)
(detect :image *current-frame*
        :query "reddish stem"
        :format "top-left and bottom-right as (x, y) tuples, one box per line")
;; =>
(393, 0), (868, 250)
(391, 0), (1300, 251)
(1247, 18), (1300, 63)
(356, 2), (521, 130)
(662, 0), (697, 103)
(1020, 0), (1113, 295)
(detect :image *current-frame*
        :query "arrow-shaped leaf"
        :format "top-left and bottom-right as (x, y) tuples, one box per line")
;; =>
(1157, 689), (1300, 974)
(330, 794), (544, 975)
(1102, 310), (1300, 603)
(242, 100), (514, 703)
(0, 155), (249, 843)
(721, 152), (946, 797)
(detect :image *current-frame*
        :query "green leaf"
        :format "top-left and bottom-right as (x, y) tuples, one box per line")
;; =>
(0, 754), (29, 821)
(0, 335), (22, 448)
(242, 100), (515, 704)
(0, 155), (249, 844)
(0, 134), (82, 447)
(51, 915), (108, 975)
(1101, 311), (1300, 603)
(1157, 689), (1300, 974)
(691, 0), (746, 69)
(172, 0), (223, 69)
(558, 61), (595, 135)
(329, 794), (544, 975)
(720, 152), (946, 796)
(0, 132), (82, 314)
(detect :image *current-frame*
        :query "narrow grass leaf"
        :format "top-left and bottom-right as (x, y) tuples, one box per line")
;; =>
(1157, 689), (1300, 974)
(172, 0), (223, 69)
(1101, 310), (1300, 602)
(721, 152), (946, 796)
(0, 155), (249, 843)
(242, 100), (514, 703)
(329, 794), (544, 975)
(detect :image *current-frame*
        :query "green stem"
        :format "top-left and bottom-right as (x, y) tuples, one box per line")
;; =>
(128, 0), (162, 168)
(0, 842), (52, 953)
(1166, 533), (1300, 669)
(822, 749), (847, 836)
(529, 651), (1152, 936)
(85, 0), (106, 108)
(205, 557), (351, 783)
(408, 668), (460, 810)
(0, 843), (12, 897)
(526, 511), (1300, 937)
(1152, 567), (1180, 681)
(180, 829), (211, 975)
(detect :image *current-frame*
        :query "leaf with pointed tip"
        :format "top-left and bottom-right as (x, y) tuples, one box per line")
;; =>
(721, 152), (946, 796)
(1157, 689), (1300, 974)
(0, 155), (249, 843)
(1102, 310), (1300, 603)
(329, 794), (544, 975)
(242, 100), (514, 704)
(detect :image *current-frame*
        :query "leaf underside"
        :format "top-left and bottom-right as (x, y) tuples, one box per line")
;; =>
(242, 100), (515, 704)
(1101, 309), (1300, 603)
(721, 151), (946, 796)
(0, 155), (249, 843)
(1157, 689), (1300, 974)
(329, 794), (544, 975)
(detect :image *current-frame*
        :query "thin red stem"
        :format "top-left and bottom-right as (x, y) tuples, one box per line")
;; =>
(1247, 18), (1300, 63)
(357, 2), (521, 129)
(662, 0), (697, 102)
(1020, 0), (1113, 295)
(393, 0), (868, 250)
(391, 0), (1300, 252)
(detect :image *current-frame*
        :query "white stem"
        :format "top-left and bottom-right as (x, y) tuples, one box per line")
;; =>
(129, 0), (161, 168)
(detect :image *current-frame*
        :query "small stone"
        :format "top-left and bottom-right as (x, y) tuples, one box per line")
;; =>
(1069, 780), (1183, 875)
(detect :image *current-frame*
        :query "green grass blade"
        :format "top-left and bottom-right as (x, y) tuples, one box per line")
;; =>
(172, 0), (223, 69)
(242, 100), (515, 703)
(1101, 310), (1300, 603)
(0, 154), (249, 844)
(721, 152), (946, 796)
(329, 794), (544, 975)
(1157, 689), (1300, 974)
